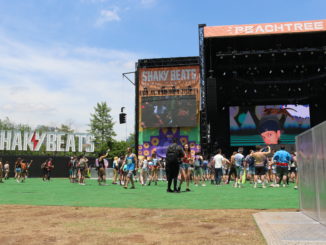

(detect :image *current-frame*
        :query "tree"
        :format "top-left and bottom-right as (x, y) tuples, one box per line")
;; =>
(89, 102), (116, 153)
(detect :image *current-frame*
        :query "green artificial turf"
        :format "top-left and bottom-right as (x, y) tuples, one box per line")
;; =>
(0, 178), (299, 209)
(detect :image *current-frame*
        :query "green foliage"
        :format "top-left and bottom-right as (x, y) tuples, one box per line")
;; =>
(89, 102), (116, 154)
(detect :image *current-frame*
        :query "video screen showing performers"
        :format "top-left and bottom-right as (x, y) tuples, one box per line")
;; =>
(229, 104), (311, 146)
(141, 95), (197, 128)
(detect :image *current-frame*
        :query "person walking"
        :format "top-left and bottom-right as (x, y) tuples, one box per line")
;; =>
(213, 149), (226, 186)
(272, 146), (292, 187)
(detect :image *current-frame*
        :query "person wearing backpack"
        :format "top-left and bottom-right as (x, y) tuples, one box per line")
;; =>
(165, 138), (184, 193)
(78, 156), (88, 185)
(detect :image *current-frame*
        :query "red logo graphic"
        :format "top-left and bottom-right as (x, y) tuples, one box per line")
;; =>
(31, 132), (39, 150)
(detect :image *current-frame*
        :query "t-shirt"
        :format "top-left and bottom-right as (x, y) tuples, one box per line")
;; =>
(213, 154), (224, 168)
(234, 153), (244, 167)
(245, 155), (255, 168)
(273, 150), (292, 165)
(4, 163), (9, 170)
(194, 156), (202, 167)
(142, 160), (148, 169)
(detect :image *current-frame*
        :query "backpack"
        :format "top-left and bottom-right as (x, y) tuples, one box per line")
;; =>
(166, 143), (182, 165)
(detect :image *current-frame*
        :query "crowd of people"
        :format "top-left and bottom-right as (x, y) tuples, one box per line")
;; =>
(209, 145), (298, 190)
(0, 158), (34, 183)
(0, 144), (298, 192)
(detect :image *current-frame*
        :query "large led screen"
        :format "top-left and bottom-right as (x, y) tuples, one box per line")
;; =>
(229, 104), (310, 146)
(141, 95), (197, 128)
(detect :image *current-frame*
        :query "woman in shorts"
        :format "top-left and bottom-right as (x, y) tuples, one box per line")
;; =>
(96, 150), (109, 185)
(112, 156), (119, 184)
(4, 161), (10, 180)
(148, 152), (159, 186)
(15, 158), (22, 183)
(194, 152), (205, 186)
(78, 156), (88, 185)
(140, 156), (149, 186)
(178, 144), (193, 192)
(122, 147), (137, 189)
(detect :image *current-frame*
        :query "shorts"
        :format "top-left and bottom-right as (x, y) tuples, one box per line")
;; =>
(181, 163), (190, 170)
(127, 170), (134, 178)
(276, 166), (289, 176)
(255, 166), (266, 176)
(98, 167), (105, 177)
(16, 168), (22, 173)
(235, 166), (243, 177)
(248, 166), (255, 175)
(69, 169), (73, 175)
(194, 167), (202, 176)
(290, 167), (297, 173)
(79, 168), (86, 176)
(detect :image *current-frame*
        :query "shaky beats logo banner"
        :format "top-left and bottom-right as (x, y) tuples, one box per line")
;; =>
(0, 130), (95, 152)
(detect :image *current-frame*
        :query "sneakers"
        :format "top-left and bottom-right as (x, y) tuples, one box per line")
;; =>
(201, 183), (206, 186)
(262, 185), (266, 189)
(294, 186), (298, 190)
(254, 183), (257, 188)
(283, 184), (286, 188)
(195, 184), (198, 187)
(186, 188), (191, 192)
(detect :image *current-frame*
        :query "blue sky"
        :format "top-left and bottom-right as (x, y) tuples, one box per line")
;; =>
(0, 0), (325, 139)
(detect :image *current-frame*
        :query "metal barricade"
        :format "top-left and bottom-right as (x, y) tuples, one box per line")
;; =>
(296, 121), (326, 225)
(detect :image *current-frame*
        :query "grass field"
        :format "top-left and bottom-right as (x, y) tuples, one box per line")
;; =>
(0, 178), (299, 209)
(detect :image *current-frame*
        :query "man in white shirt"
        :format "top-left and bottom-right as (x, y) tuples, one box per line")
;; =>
(213, 149), (226, 185)
(234, 148), (245, 188)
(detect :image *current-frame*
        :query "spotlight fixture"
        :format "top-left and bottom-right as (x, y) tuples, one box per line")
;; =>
(317, 68), (321, 72)
(269, 70), (273, 74)
(222, 72), (226, 76)
(298, 52), (301, 56)
(280, 69), (284, 73)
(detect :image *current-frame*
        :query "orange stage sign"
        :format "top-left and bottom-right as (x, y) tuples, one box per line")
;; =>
(204, 20), (326, 38)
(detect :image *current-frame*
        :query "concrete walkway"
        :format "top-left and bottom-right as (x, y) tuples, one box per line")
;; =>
(254, 212), (326, 245)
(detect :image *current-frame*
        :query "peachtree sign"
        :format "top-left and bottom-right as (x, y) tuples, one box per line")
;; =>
(0, 130), (95, 152)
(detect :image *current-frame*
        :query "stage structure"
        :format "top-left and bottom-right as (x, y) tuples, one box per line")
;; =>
(200, 19), (326, 153)
(136, 57), (201, 158)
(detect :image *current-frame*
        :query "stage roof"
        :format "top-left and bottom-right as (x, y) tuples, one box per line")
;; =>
(204, 19), (326, 38)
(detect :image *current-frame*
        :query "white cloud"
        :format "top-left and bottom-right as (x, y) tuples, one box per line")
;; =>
(0, 34), (144, 140)
(140, 0), (157, 7)
(96, 8), (120, 26)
